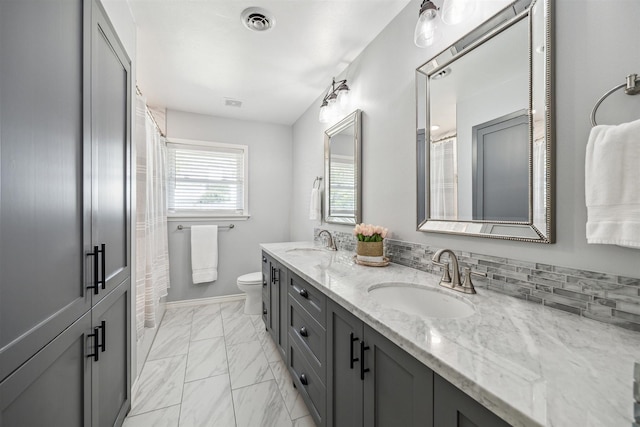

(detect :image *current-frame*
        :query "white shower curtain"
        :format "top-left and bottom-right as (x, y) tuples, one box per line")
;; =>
(430, 137), (458, 220)
(135, 95), (170, 340)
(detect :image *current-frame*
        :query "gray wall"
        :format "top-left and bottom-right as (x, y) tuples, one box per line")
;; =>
(290, 0), (640, 280)
(166, 109), (293, 301)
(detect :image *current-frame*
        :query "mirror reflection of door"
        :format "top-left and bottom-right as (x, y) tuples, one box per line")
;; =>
(472, 110), (528, 221)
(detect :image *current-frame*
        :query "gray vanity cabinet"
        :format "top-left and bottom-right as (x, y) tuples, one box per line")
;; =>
(327, 300), (434, 427)
(263, 252), (288, 359)
(433, 374), (511, 427)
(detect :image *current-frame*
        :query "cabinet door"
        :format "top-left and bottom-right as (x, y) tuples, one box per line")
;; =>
(91, 0), (131, 304)
(268, 260), (279, 343)
(276, 262), (288, 359)
(363, 325), (433, 427)
(91, 280), (131, 427)
(327, 300), (364, 427)
(0, 0), (92, 381)
(433, 374), (510, 427)
(0, 311), (92, 427)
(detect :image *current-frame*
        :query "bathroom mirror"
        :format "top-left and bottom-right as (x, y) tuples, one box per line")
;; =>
(324, 109), (362, 224)
(416, 0), (554, 242)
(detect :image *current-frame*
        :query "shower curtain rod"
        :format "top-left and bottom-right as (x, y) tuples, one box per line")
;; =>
(136, 85), (166, 137)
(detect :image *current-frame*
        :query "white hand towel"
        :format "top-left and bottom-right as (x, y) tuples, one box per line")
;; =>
(191, 225), (219, 283)
(309, 187), (321, 220)
(585, 118), (640, 248)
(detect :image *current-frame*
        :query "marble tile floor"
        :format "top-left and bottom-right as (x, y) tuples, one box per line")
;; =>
(124, 300), (317, 427)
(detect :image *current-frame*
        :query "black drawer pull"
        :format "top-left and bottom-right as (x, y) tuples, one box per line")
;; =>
(263, 280), (267, 287)
(299, 326), (308, 337)
(299, 288), (309, 298)
(262, 256), (267, 263)
(99, 243), (106, 289)
(360, 341), (370, 380)
(86, 245), (100, 295)
(87, 329), (99, 362)
(263, 308), (268, 315)
(300, 373), (308, 386)
(98, 320), (106, 353)
(350, 332), (359, 369)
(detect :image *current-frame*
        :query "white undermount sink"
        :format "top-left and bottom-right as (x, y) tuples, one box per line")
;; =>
(368, 283), (475, 319)
(285, 247), (325, 254)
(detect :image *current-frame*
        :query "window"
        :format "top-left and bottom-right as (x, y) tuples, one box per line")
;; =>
(329, 155), (355, 217)
(166, 139), (249, 217)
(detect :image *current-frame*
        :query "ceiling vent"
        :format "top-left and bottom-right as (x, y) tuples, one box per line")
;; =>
(225, 99), (242, 108)
(241, 7), (275, 32)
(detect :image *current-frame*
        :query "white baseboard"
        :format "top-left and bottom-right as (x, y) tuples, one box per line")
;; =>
(165, 293), (246, 309)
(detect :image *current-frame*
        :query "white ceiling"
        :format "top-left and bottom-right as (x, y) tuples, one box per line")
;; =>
(129, 0), (412, 126)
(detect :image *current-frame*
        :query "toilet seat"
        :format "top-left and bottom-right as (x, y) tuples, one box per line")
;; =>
(237, 272), (262, 285)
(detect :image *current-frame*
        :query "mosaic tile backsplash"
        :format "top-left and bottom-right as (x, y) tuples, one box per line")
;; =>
(314, 228), (640, 332)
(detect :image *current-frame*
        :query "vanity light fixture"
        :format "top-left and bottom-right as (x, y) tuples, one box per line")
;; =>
(414, 0), (440, 47)
(414, 0), (477, 47)
(318, 77), (350, 123)
(441, 0), (476, 25)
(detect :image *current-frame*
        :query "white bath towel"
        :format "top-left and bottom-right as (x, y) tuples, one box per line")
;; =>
(191, 225), (219, 283)
(585, 118), (640, 248)
(309, 187), (321, 221)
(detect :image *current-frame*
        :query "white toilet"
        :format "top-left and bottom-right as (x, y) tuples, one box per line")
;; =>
(237, 271), (263, 315)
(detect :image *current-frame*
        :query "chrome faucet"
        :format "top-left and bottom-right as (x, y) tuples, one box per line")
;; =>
(431, 249), (486, 294)
(318, 229), (337, 251)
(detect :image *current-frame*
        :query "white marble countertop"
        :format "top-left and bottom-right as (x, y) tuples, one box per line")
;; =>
(261, 241), (640, 427)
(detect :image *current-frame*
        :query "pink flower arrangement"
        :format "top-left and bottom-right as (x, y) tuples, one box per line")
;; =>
(353, 223), (388, 242)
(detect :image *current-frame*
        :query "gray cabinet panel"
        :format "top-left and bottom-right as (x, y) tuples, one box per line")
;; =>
(91, 280), (130, 427)
(0, 0), (91, 381)
(264, 253), (288, 359)
(327, 300), (363, 427)
(363, 325), (434, 427)
(433, 374), (510, 427)
(91, 0), (131, 302)
(290, 338), (326, 427)
(0, 311), (92, 427)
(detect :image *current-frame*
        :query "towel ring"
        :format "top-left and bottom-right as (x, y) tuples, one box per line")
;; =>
(590, 73), (640, 126)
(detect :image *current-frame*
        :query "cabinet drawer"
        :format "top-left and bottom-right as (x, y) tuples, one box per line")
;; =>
(289, 299), (326, 381)
(289, 338), (326, 427)
(288, 272), (326, 327)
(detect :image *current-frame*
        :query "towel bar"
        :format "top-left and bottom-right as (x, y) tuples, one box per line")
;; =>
(177, 224), (235, 230)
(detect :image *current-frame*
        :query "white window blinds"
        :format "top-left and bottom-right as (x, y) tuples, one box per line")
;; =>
(329, 157), (355, 217)
(166, 141), (248, 216)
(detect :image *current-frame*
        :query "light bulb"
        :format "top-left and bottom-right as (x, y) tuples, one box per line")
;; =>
(319, 105), (329, 123)
(337, 88), (350, 109)
(441, 0), (476, 25)
(414, 5), (440, 48)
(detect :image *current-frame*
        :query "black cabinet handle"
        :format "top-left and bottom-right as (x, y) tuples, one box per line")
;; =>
(86, 245), (100, 295)
(360, 341), (370, 380)
(87, 329), (99, 362)
(263, 308), (268, 315)
(300, 373), (308, 386)
(270, 266), (274, 284)
(350, 332), (359, 369)
(262, 256), (267, 263)
(98, 320), (106, 353)
(299, 288), (309, 298)
(263, 279), (267, 287)
(100, 243), (106, 290)
(299, 326), (308, 337)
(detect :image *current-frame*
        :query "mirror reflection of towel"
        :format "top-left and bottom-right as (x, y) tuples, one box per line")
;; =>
(191, 225), (218, 283)
(309, 187), (321, 221)
(586, 118), (640, 248)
